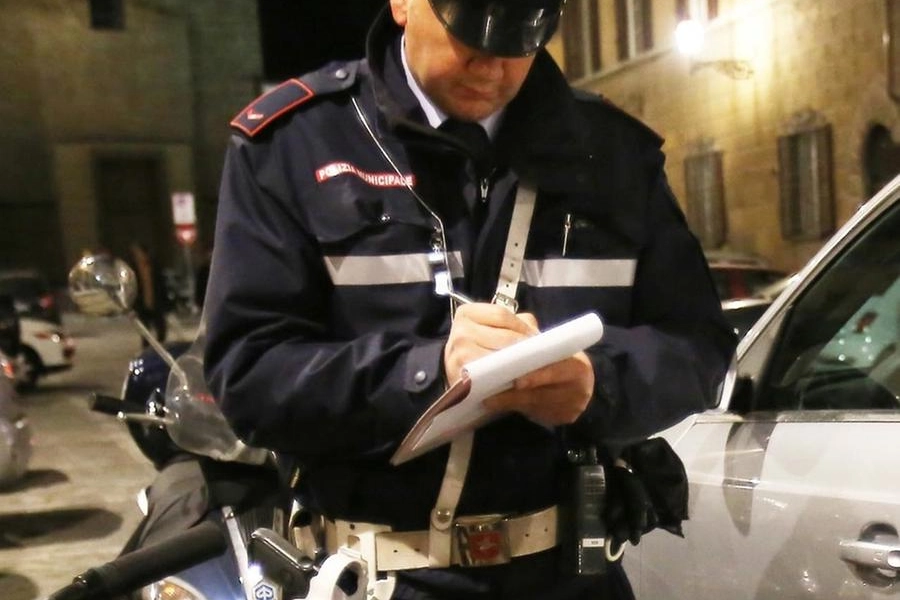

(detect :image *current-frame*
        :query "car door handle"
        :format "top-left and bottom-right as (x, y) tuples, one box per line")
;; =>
(839, 539), (900, 570)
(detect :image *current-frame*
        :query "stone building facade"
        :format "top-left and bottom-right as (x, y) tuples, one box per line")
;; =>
(548, 0), (900, 273)
(4, 0), (897, 283)
(0, 0), (261, 282)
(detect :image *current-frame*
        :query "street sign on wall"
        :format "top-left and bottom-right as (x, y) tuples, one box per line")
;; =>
(171, 191), (197, 246)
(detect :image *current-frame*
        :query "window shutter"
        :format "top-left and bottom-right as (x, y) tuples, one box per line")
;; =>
(890, 0), (900, 100)
(685, 151), (726, 248)
(778, 125), (835, 241)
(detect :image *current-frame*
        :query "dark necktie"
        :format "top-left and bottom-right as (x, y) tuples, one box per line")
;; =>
(439, 119), (494, 179)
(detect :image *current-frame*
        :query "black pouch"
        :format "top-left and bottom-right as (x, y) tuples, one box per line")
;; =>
(603, 437), (688, 550)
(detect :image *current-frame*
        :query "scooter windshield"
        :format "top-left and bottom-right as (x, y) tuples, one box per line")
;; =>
(164, 318), (268, 465)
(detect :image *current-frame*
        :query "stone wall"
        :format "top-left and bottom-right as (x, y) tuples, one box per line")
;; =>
(555, 0), (900, 272)
(0, 0), (261, 282)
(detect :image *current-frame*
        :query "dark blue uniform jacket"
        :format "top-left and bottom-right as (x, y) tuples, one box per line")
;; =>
(204, 15), (737, 530)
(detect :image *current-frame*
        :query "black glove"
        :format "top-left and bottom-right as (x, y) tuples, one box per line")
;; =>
(604, 461), (659, 551)
(603, 437), (688, 552)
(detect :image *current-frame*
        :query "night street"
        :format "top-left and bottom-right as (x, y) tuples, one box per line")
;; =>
(0, 314), (196, 600)
(1, 2), (899, 599)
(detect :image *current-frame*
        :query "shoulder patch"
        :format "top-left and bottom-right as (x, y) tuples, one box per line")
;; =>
(230, 61), (359, 138)
(231, 79), (315, 137)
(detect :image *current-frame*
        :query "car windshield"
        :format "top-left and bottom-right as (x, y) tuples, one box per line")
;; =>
(759, 202), (900, 411)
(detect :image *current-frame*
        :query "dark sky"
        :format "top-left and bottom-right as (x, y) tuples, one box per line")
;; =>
(258, 0), (386, 80)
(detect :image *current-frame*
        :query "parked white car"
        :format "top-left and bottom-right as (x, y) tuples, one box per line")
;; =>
(16, 316), (75, 391)
(0, 351), (31, 487)
(624, 174), (900, 598)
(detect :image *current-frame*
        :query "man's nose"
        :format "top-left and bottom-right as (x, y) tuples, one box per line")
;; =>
(467, 53), (504, 78)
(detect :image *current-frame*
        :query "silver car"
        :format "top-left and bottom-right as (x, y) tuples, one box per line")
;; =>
(624, 174), (900, 598)
(0, 351), (31, 487)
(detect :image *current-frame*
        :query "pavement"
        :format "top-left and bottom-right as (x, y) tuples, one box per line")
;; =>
(0, 312), (199, 600)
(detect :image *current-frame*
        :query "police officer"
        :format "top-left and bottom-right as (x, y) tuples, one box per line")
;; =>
(204, 0), (737, 598)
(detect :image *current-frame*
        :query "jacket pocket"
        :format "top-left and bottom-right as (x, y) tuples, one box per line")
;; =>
(304, 182), (433, 245)
(529, 202), (638, 260)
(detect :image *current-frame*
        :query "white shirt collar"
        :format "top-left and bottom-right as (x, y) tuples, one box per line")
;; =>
(400, 34), (502, 140)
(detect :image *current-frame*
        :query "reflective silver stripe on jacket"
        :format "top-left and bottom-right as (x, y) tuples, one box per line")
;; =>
(522, 258), (636, 287)
(324, 251), (464, 285)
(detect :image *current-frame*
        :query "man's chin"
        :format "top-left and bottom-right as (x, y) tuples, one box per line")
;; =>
(444, 103), (499, 123)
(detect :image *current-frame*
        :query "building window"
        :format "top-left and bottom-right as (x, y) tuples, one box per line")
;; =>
(90, 0), (124, 30)
(777, 123), (835, 241)
(684, 150), (726, 248)
(676, 0), (718, 22)
(615, 0), (653, 61)
(888, 0), (900, 101)
(562, 0), (601, 79)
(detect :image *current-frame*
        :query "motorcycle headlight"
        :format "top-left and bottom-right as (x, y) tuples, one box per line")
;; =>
(141, 578), (209, 600)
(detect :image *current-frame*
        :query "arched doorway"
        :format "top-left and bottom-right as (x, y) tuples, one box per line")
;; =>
(863, 124), (900, 197)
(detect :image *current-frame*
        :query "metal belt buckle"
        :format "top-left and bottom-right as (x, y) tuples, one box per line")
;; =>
(454, 514), (511, 567)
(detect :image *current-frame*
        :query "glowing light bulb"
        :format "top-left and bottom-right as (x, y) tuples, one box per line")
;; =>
(675, 19), (705, 57)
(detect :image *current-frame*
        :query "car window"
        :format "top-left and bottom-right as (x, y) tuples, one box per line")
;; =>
(710, 267), (786, 300)
(0, 276), (43, 298)
(709, 270), (731, 300)
(741, 269), (785, 294)
(757, 202), (900, 412)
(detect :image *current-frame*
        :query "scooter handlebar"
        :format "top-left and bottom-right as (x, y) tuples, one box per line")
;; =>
(89, 393), (145, 417)
(47, 521), (227, 600)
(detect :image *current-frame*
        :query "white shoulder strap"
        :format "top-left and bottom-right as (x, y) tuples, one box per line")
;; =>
(427, 179), (538, 567)
(492, 181), (537, 312)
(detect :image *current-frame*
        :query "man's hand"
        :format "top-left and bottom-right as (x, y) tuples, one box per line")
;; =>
(484, 351), (594, 427)
(444, 303), (538, 384)
(444, 304), (595, 427)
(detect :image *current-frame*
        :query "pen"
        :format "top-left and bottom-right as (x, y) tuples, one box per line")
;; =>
(562, 213), (572, 257)
(445, 290), (476, 305)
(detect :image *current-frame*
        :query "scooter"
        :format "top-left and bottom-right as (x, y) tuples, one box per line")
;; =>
(60, 256), (356, 600)
(47, 519), (364, 600)
(47, 521), (229, 600)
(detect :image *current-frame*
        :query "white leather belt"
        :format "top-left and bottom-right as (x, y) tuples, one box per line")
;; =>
(324, 505), (558, 571)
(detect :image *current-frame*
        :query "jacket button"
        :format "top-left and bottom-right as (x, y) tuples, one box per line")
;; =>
(335, 68), (348, 80)
(414, 370), (427, 384)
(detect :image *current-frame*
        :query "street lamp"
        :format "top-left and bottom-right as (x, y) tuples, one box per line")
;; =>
(675, 19), (754, 80)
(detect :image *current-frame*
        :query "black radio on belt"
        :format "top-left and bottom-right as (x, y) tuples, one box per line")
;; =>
(561, 445), (608, 576)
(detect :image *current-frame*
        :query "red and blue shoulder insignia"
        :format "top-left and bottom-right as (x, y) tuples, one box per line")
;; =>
(231, 79), (315, 137)
(230, 62), (358, 138)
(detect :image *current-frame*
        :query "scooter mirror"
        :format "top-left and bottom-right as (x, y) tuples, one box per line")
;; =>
(68, 254), (138, 316)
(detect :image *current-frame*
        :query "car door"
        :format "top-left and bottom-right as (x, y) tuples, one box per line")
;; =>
(624, 181), (900, 599)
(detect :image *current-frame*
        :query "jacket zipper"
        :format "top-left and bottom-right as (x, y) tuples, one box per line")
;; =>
(479, 176), (490, 204)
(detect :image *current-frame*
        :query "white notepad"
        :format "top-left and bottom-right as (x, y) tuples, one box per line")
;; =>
(390, 312), (605, 465)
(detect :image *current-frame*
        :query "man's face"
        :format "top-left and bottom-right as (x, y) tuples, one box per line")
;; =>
(390, 0), (536, 122)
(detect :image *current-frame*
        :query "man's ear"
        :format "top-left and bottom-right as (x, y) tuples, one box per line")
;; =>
(389, 0), (409, 27)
